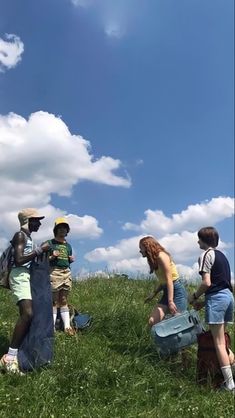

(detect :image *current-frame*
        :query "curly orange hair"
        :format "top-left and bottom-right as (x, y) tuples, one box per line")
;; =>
(139, 236), (170, 273)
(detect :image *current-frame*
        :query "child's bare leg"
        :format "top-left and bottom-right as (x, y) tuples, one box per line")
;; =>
(52, 291), (59, 328)
(228, 348), (235, 365)
(149, 304), (168, 326)
(0, 300), (33, 369)
(10, 300), (33, 348)
(58, 289), (71, 331)
(210, 323), (235, 390)
(229, 349), (235, 375)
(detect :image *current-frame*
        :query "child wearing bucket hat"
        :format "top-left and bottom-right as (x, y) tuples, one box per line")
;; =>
(47, 217), (75, 336)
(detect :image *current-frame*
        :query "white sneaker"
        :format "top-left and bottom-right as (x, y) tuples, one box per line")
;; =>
(0, 354), (23, 375)
(219, 382), (235, 394)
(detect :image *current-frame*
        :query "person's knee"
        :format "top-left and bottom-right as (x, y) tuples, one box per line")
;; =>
(21, 307), (33, 323)
(52, 292), (59, 306)
(149, 317), (155, 326)
(59, 295), (68, 306)
(228, 349), (235, 365)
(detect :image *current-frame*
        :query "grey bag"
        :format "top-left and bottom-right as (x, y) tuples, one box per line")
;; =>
(0, 244), (14, 289)
(151, 309), (203, 357)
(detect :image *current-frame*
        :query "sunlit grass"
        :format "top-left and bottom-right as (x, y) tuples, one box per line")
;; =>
(0, 278), (234, 418)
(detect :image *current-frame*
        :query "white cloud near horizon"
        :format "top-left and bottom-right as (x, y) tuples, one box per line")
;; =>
(85, 197), (234, 276)
(0, 110), (130, 247)
(0, 205), (102, 254)
(85, 230), (231, 267)
(0, 34), (24, 72)
(123, 197), (234, 236)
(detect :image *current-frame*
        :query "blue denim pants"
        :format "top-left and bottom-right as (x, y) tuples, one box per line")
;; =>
(159, 279), (188, 313)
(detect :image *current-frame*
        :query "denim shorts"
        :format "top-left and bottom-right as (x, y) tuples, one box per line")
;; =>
(205, 288), (234, 324)
(159, 279), (188, 313)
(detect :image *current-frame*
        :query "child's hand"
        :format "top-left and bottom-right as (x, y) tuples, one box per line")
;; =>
(53, 250), (60, 258)
(69, 255), (75, 263)
(168, 301), (178, 315)
(40, 242), (51, 252)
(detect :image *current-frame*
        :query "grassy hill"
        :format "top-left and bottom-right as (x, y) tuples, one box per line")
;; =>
(0, 277), (234, 418)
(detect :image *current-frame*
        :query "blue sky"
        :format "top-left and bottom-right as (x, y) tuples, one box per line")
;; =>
(0, 0), (234, 279)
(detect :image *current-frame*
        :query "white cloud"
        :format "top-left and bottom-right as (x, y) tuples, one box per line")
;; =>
(85, 236), (141, 263)
(0, 204), (102, 250)
(70, 0), (141, 39)
(33, 208), (102, 243)
(85, 199), (234, 275)
(104, 21), (124, 39)
(85, 230), (231, 272)
(0, 34), (24, 72)
(71, 0), (91, 7)
(0, 111), (130, 192)
(108, 257), (148, 275)
(135, 159), (144, 166)
(67, 214), (102, 239)
(0, 110), (130, 244)
(123, 197), (235, 236)
(158, 231), (232, 264)
(176, 263), (199, 282)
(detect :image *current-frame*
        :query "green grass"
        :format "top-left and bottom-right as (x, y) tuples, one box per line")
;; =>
(0, 278), (234, 418)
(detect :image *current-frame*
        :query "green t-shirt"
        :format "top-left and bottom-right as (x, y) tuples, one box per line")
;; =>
(48, 239), (72, 269)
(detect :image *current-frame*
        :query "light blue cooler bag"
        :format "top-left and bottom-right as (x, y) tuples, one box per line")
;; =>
(151, 309), (203, 357)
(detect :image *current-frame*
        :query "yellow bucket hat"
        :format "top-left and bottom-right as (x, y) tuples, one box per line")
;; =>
(54, 217), (69, 227)
(53, 217), (70, 234)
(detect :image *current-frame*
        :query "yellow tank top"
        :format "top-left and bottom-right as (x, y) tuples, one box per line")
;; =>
(155, 259), (179, 285)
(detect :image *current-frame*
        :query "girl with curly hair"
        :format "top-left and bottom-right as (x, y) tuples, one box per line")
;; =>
(139, 236), (187, 326)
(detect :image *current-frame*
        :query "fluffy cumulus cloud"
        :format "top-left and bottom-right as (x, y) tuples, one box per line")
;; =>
(123, 197), (235, 236)
(85, 235), (149, 274)
(0, 34), (24, 71)
(66, 214), (102, 239)
(0, 205), (102, 253)
(85, 198), (234, 277)
(85, 236), (142, 263)
(70, 0), (142, 39)
(0, 111), (130, 246)
(176, 263), (199, 282)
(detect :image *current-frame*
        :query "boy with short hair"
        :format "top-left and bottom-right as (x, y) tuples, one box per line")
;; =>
(189, 226), (235, 392)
